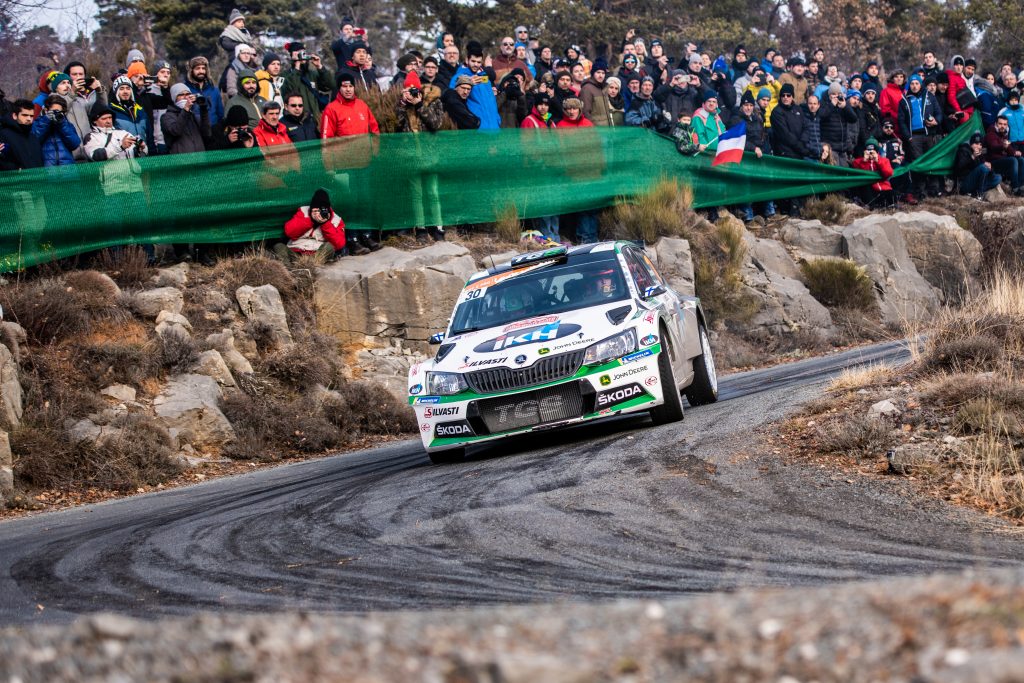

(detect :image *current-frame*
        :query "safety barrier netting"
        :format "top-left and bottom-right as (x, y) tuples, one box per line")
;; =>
(0, 115), (980, 270)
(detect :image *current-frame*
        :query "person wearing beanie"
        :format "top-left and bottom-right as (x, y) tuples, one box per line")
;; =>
(945, 53), (975, 124)
(730, 87), (777, 222)
(861, 60), (882, 92)
(161, 82), (212, 155)
(603, 76), (626, 126)
(30, 93), (81, 166)
(420, 55), (445, 91)
(222, 43), (259, 98)
(859, 84), (882, 142)
(321, 71), (379, 138)
(852, 135), (896, 206)
(770, 81), (808, 159)
(225, 68), (266, 127)
(654, 70), (700, 128)
(449, 41), (500, 129)
(212, 104), (255, 150)
(108, 74), (148, 155)
(389, 53), (420, 89)
(495, 69), (528, 128)
(185, 55), (225, 127)
(278, 188), (347, 262)
(125, 49), (145, 69)
(617, 53), (645, 82)
(82, 101), (143, 163)
(256, 52), (285, 106)
(396, 68), (445, 135)
(441, 74), (482, 129)
(580, 58), (611, 126)
(331, 15), (366, 69)
(817, 80), (858, 166)
(282, 42), (334, 125)
(729, 44), (749, 82)
(219, 8), (254, 55)
(998, 90), (1024, 151)
(335, 39), (379, 95)
(692, 90), (725, 150)
(557, 97), (593, 128)
(778, 56), (809, 104)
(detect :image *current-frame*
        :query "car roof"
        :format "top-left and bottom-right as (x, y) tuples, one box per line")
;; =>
(472, 241), (632, 283)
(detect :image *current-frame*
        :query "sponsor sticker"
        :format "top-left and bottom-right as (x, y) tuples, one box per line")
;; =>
(596, 382), (646, 409)
(420, 423), (431, 432)
(599, 374), (611, 386)
(474, 322), (582, 353)
(538, 347), (550, 355)
(645, 375), (658, 386)
(459, 356), (509, 369)
(515, 354), (527, 365)
(415, 397), (441, 404)
(621, 349), (654, 364)
(409, 383), (423, 395)
(424, 406), (459, 418)
(502, 315), (559, 333)
(612, 365), (648, 381)
(435, 420), (474, 437)
(644, 312), (656, 324)
(411, 364), (420, 376)
(640, 334), (658, 346)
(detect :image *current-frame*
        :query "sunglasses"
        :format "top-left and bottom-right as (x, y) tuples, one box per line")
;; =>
(502, 42), (514, 46)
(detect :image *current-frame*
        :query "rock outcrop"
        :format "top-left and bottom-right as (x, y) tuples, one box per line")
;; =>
(778, 218), (844, 259)
(651, 237), (695, 296)
(0, 344), (22, 429)
(132, 287), (184, 318)
(315, 242), (477, 352)
(896, 212), (983, 306)
(841, 214), (940, 327)
(236, 285), (293, 349)
(153, 374), (235, 449)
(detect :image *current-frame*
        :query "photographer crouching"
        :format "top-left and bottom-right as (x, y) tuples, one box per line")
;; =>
(213, 105), (256, 149)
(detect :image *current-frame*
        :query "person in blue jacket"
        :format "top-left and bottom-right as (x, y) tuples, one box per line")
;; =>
(998, 90), (1024, 150)
(31, 94), (81, 166)
(184, 56), (225, 127)
(449, 41), (500, 130)
(109, 75), (149, 156)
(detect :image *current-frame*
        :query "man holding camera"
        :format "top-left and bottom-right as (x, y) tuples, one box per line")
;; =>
(185, 56), (225, 127)
(450, 42), (500, 130)
(851, 138), (895, 207)
(108, 75), (148, 157)
(282, 42), (334, 125)
(161, 83), (212, 154)
(83, 104), (145, 162)
(213, 105), (256, 150)
(64, 61), (106, 160)
(30, 94), (81, 166)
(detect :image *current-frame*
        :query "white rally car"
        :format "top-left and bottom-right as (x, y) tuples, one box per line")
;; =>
(407, 241), (718, 463)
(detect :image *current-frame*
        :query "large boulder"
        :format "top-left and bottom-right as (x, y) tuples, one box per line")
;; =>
(354, 346), (426, 400)
(651, 237), (695, 296)
(896, 211), (983, 306)
(236, 284), (293, 349)
(0, 431), (11, 507)
(0, 344), (22, 429)
(206, 329), (254, 375)
(132, 287), (184, 318)
(193, 350), (237, 389)
(842, 214), (941, 327)
(778, 218), (844, 259)
(153, 374), (235, 449)
(740, 233), (833, 338)
(315, 242), (477, 352)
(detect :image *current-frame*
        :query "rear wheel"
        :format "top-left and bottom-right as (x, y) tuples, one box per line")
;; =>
(685, 324), (719, 406)
(649, 340), (685, 425)
(427, 447), (466, 464)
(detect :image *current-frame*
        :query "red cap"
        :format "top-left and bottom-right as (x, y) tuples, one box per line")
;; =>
(404, 70), (422, 90)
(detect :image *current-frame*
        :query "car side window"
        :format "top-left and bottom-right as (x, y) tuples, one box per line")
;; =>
(623, 249), (656, 293)
(638, 251), (666, 287)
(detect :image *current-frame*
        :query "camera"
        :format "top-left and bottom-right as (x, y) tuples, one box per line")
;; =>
(143, 75), (157, 85)
(47, 110), (65, 123)
(299, 51), (313, 61)
(195, 95), (208, 106)
(408, 86), (420, 98)
(237, 128), (252, 141)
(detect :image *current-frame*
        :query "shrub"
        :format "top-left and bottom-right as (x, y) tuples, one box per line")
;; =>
(693, 217), (759, 323)
(93, 246), (153, 286)
(800, 258), (877, 311)
(600, 178), (695, 244)
(953, 397), (1022, 437)
(962, 433), (1024, 518)
(494, 204), (522, 244)
(214, 251), (297, 300)
(0, 279), (91, 345)
(340, 381), (418, 435)
(819, 414), (893, 459)
(923, 335), (1003, 373)
(222, 392), (349, 458)
(800, 194), (847, 225)
(63, 270), (121, 309)
(157, 332), (198, 374)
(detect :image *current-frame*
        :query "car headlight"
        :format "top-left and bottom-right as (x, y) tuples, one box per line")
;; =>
(583, 329), (638, 365)
(426, 371), (468, 395)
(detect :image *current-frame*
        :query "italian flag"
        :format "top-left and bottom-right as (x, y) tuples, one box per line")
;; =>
(712, 121), (746, 166)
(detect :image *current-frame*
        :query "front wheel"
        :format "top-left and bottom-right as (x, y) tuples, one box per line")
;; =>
(427, 447), (466, 465)
(685, 324), (719, 406)
(649, 341), (685, 425)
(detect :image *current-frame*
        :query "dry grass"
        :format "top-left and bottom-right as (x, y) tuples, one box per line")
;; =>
(799, 258), (877, 311)
(800, 194), (848, 225)
(600, 178), (697, 244)
(694, 216), (759, 324)
(494, 205), (523, 244)
(819, 414), (894, 459)
(93, 246), (153, 286)
(827, 363), (896, 392)
(213, 250), (298, 301)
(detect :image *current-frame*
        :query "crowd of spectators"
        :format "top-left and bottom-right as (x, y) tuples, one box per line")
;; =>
(3, 9), (1024, 257)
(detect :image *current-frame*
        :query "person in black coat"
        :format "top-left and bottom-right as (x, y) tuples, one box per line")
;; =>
(770, 83), (809, 158)
(442, 76), (481, 130)
(818, 88), (858, 166)
(161, 84), (212, 154)
(0, 100), (44, 170)
(654, 71), (701, 124)
(280, 92), (320, 142)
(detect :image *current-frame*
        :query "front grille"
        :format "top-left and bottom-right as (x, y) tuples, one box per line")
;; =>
(465, 349), (586, 394)
(475, 381), (585, 434)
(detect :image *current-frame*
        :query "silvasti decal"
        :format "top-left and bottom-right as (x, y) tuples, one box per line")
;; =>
(474, 322), (582, 353)
(435, 420), (475, 437)
(424, 406), (459, 418)
(596, 382), (647, 409)
(460, 356), (509, 369)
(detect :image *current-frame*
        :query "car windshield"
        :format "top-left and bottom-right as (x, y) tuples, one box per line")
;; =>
(450, 254), (630, 335)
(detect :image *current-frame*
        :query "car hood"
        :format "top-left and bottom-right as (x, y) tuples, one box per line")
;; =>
(434, 300), (638, 373)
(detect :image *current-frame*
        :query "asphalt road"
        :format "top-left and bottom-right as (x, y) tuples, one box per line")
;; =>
(3, 339), (1023, 626)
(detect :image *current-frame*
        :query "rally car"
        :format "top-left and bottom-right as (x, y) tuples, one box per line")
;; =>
(407, 241), (718, 464)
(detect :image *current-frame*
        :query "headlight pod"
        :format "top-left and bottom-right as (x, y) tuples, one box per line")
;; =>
(426, 371), (468, 395)
(583, 329), (638, 365)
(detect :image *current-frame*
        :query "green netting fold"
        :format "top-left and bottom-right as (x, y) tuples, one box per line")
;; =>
(0, 114), (981, 270)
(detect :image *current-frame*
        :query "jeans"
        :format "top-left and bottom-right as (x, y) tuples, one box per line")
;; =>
(991, 156), (1024, 190)
(960, 164), (1002, 196)
(576, 212), (598, 244)
(536, 215), (560, 241)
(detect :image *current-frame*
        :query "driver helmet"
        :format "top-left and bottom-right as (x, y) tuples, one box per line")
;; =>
(590, 269), (617, 298)
(500, 286), (533, 314)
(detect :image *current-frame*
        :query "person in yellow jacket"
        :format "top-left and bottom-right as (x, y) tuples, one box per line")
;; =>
(256, 53), (285, 107)
(745, 68), (780, 127)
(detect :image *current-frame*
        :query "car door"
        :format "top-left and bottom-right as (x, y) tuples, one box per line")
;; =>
(623, 247), (685, 370)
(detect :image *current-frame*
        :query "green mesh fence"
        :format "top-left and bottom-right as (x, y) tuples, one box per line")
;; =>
(0, 114), (981, 270)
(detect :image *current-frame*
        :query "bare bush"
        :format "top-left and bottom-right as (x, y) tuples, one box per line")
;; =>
(340, 382), (418, 435)
(800, 258), (877, 311)
(222, 392), (349, 458)
(0, 279), (91, 345)
(600, 178), (696, 244)
(800, 194), (848, 225)
(214, 251), (297, 300)
(94, 247), (153, 286)
(924, 335), (1003, 373)
(494, 205), (522, 244)
(157, 332), (198, 374)
(819, 414), (893, 459)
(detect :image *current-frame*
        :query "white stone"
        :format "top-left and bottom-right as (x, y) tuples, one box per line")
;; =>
(153, 374), (235, 448)
(155, 320), (191, 340)
(101, 384), (136, 403)
(897, 211), (983, 306)
(155, 310), (193, 331)
(132, 287), (184, 318)
(193, 350), (237, 388)
(869, 399), (899, 417)
(152, 263), (189, 288)
(235, 284), (293, 348)
(0, 344), (22, 428)
(779, 218), (844, 257)
(652, 237), (695, 296)
(0, 431), (12, 504)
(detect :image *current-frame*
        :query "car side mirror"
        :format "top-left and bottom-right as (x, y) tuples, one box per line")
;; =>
(429, 332), (445, 345)
(643, 285), (667, 299)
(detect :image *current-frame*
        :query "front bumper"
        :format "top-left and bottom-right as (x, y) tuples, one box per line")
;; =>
(411, 345), (665, 452)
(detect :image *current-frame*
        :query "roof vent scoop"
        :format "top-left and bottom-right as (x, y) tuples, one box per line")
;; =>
(436, 343), (456, 362)
(606, 306), (632, 325)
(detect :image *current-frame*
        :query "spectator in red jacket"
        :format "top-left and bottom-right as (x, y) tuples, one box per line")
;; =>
(322, 72), (380, 138)
(945, 55), (975, 125)
(556, 98), (594, 128)
(253, 101), (293, 147)
(275, 188), (348, 262)
(851, 137), (895, 207)
(878, 69), (905, 134)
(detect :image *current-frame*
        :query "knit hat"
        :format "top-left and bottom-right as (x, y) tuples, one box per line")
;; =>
(908, 74), (923, 86)
(779, 83), (795, 97)
(864, 137), (879, 151)
(89, 103), (113, 122)
(112, 75), (133, 92)
(397, 53), (418, 71)
(125, 49), (145, 67)
(336, 71), (356, 86)
(423, 56), (439, 67)
(622, 55), (637, 65)
(688, 53), (703, 66)
(534, 93), (551, 105)
(828, 81), (844, 96)
(952, 55), (965, 67)
(341, 16), (354, 29)
(238, 68), (257, 83)
(404, 70), (422, 90)
(189, 56), (209, 71)
(262, 53), (281, 69)
(47, 72), (71, 91)
(862, 84), (878, 95)
(651, 39), (663, 48)
(126, 62), (148, 78)
(740, 90), (756, 105)
(228, 8), (245, 24)
(605, 76), (621, 89)
(970, 132), (983, 144)
(757, 87), (772, 100)
(225, 105), (250, 126)
(1009, 90), (1021, 102)
(455, 75), (474, 88)
(169, 83), (191, 100)
(670, 69), (687, 80)
(846, 89), (862, 99)
(284, 41), (305, 54)
(936, 72), (950, 85)
(702, 89), (718, 100)
(641, 75), (655, 84)
(592, 57), (608, 73)
(349, 40), (369, 54)
(235, 43), (255, 59)
(787, 56), (805, 67)
(562, 97), (583, 109)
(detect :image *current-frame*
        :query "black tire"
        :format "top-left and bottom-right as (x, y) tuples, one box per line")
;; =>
(649, 339), (685, 425)
(685, 323), (719, 406)
(427, 447), (466, 464)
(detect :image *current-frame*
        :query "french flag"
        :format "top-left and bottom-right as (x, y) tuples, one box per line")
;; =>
(712, 121), (746, 167)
